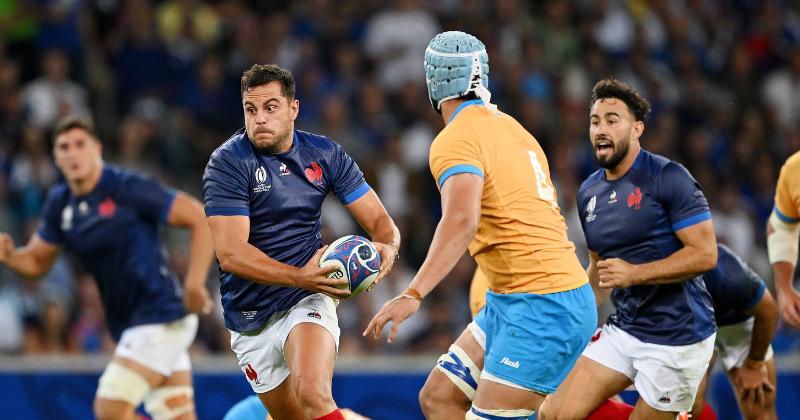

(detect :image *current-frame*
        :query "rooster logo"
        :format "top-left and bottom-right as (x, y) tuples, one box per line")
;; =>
(99, 198), (117, 217)
(244, 363), (259, 383)
(627, 187), (643, 210)
(304, 162), (324, 186)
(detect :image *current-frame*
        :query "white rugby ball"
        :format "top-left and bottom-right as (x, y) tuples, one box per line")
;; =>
(319, 235), (381, 297)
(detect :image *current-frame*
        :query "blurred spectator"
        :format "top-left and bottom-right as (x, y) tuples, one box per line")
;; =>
(22, 49), (90, 128)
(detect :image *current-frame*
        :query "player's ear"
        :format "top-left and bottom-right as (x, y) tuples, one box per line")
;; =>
(290, 98), (300, 121)
(632, 120), (644, 139)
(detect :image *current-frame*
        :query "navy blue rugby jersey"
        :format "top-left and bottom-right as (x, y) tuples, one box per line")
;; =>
(702, 244), (765, 327)
(203, 129), (370, 332)
(38, 165), (185, 340)
(577, 149), (715, 345)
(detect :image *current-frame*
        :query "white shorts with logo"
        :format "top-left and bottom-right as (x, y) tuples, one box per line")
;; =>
(115, 314), (199, 376)
(229, 293), (340, 394)
(583, 324), (715, 412)
(715, 317), (774, 371)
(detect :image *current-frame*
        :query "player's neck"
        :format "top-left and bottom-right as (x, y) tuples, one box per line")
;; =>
(440, 99), (469, 125)
(68, 162), (104, 196)
(604, 142), (641, 180)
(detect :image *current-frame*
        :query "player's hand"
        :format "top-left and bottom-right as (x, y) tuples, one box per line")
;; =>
(296, 246), (351, 299)
(776, 287), (800, 328)
(0, 233), (14, 264)
(597, 258), (640, 288)
(184, 282), (214, 315)
(369, 242), (398, 291)
(735, 359), (774, 410)
(363, 295), (420, 343)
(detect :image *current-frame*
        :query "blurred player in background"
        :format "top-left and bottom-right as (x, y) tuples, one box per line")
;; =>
(690, 244), (778, 420)
(540, 78), (718, 420)
(364, 31), (596, 419)
(203, 64), (400, 420)
(0, 116), (214, 420)
(768, 151), (800, 329)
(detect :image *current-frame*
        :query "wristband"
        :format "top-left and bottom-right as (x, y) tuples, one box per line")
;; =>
(401, 287), (423, 301)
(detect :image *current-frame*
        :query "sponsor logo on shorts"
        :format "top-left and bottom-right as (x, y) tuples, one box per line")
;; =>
(500, 357), (520, 368)
(307, 310), (322, 319)
(659, 393), (671, 404)
(244, 363), (260, 384)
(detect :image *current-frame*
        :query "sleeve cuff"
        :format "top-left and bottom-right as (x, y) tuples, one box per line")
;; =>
(205, 207), (250, 217)
(36, 229), (61, 245)
(342, 182), (370, 205)
(745, 282), (766, 311)
(774, 206), (800, 224)
(437, 164), (484, 188)
(160, 193), (178, 224)
(671, 211), (712, 231)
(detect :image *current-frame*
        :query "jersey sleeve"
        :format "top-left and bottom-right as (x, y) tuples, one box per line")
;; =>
(122, 172), (177, 224)
(428, 133), (484, 189)
(37, 187), (65, 245)
(203, 149), (250, 216)
(774, 156), (800, 223)
(330, 143), (370, 205)
(722, 246), (767, 311)
(658, 162), (711, 231)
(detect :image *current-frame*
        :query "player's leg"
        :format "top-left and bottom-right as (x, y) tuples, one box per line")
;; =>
(282, 293), (342, 419)
(283, 322), (338, 418)
(728, 357), (777, 420)
(474, 284), (598, 419)
(419, 318), (485, 418)
(689, 352), (717, 419)
(95, 315), (199, 420)
(539, 355), (632, 419)
(628, 332), (716, 420)
(257, 374), (303, 420)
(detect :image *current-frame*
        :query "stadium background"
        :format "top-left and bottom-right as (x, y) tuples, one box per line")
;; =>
(1, 0), (800, 418)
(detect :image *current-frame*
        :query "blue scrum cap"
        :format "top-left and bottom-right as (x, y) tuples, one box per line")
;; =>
(424, 31), (495, 112)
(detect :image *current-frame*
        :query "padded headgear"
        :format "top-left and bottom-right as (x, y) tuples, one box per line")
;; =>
(424, 31), (494, 112)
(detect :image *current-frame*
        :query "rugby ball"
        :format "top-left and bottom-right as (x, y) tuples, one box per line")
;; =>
(319, 235), (381, 297)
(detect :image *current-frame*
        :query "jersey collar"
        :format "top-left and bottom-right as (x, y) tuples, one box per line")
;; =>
(447, 99), (484, 125)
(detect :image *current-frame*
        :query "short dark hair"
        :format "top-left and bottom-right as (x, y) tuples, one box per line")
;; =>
(591, 78), (651, 122)
(240, 64), (295, 100)
(53, 116), (99, 142)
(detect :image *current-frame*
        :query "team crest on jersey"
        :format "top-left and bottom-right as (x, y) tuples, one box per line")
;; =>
(99, 198), (117, 217)
(305, 162), (324, 186)
(61, 206), (74, 231)
(279, 162), (291, 176)
(585, 195), (597, 222)
(253, 166), (272, 193)
(608, 190), (617, 204)
(627, 187), (643, 210)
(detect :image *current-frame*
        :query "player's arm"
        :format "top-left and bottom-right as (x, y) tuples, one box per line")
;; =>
(166, 192), (215, 314)
(587, 251), (610, 306)
(0, 233), (60, 279)
(364, 172), (482, 342)
(345, 188), (401, 285)
(736, 287), (779, 403)
(207, 215), (349, 298)
(598, 220), (717, 288)
(767, 212), (800, 326)
(746, 288), (778, 363)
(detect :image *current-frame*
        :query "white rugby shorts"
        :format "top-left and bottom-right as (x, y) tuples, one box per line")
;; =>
(715, 317), (774, 371)
(583, 323), (715, 412)
(115, 314), (199, 376)
(229, 293), (340, 393)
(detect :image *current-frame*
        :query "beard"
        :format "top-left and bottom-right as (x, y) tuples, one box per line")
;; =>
(250, 126), (292, 154)
(594, 136), (630, 170)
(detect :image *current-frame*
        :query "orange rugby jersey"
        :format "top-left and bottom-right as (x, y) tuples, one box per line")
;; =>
(429, 101), (587, 294)
(774, 150), (800, 224)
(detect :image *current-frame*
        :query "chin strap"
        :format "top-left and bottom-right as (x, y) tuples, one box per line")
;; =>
(470, 52), (497, 112)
